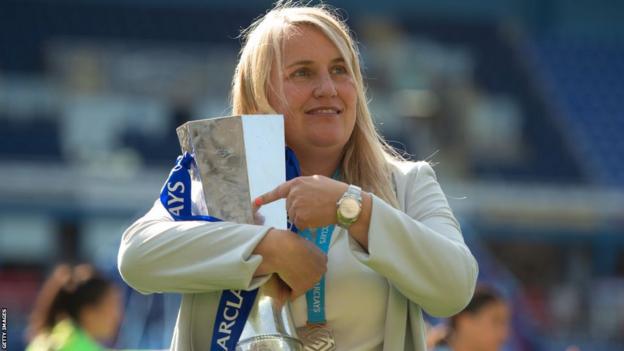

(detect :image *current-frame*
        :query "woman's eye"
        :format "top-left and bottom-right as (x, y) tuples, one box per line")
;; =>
(291, 68), (311, 78)
(331, 65), (348, 75)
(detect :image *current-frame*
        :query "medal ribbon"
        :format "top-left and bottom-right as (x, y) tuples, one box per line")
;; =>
(299, 225), (334, 324)
(286, 148), (336, 325)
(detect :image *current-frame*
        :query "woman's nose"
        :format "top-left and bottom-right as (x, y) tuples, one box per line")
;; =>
(313, 72), (338, 98)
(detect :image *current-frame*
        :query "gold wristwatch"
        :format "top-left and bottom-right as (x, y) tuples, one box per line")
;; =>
(336, 184), (362, 229)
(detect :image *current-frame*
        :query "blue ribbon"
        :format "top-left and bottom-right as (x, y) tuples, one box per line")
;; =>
(299, 225), (334, 324)
(284, 148), (335, 325)
(159, 152), (222, 222)
(159, 148), (334, 349)
(159, 152), (257, 350)
(285, 146), (301, 184)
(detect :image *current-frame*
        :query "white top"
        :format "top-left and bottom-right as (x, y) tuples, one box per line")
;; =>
(291, 226), (388, 350)
(118, 160), (479, 350)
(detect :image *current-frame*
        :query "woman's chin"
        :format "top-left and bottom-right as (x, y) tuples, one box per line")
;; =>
(286, 128), (349, 153)
(308, 136), (347, 149)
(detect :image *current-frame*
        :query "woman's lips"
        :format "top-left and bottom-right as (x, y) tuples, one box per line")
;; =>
(305, 107), (342, 116)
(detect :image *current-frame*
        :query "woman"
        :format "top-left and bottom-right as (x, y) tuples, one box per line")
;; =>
(26, 264), (122, 351)
(435, 285), (510, 351)
(118, 2), (478, 350)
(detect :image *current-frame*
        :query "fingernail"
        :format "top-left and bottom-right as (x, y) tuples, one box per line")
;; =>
(254, 197), (263, 206)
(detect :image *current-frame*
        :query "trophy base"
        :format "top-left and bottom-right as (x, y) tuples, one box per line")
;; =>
(237, 334), (304, 351)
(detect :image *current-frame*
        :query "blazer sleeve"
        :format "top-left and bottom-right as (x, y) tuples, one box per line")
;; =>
(347, 161), (478, 317)
(117, 200), (272, 295)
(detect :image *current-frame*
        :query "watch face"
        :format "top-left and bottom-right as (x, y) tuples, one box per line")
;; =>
(340, 198), (360, 219)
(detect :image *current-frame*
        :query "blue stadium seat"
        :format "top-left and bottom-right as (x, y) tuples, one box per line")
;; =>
(535, 37), (624, 187)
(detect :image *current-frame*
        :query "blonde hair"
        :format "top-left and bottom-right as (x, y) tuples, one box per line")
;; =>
(231, 1), (403, 207)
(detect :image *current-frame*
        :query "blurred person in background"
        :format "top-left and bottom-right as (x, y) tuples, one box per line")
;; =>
(25, 264), (122, 351)
(426, 321), (449, 350)
(433, 285), (510, 351)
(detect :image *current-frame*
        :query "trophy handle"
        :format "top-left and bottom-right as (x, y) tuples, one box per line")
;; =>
(237, 276), (304, 350)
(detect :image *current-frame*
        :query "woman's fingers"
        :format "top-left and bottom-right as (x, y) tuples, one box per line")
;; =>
(256, 179), (296, 206)
(251, 199), (265, 225)
(253, 211), (265, 225)
(266, 229), (327, 300)
(253, 228), (328, 299)
(256, 176), (347, 230)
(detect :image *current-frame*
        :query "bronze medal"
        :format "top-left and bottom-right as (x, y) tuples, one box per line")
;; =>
(297, 324), (336, 351)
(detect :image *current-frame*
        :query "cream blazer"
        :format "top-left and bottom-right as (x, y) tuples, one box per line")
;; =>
(118, 160), (478, 350)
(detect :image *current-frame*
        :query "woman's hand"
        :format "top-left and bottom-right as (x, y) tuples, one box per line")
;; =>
(253, 228), (328, 299)
(252, 199), (265, 225)
(255, 175), (348, 230)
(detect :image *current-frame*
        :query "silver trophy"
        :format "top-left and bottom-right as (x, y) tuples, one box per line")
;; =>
(176, 115), (304, 350)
